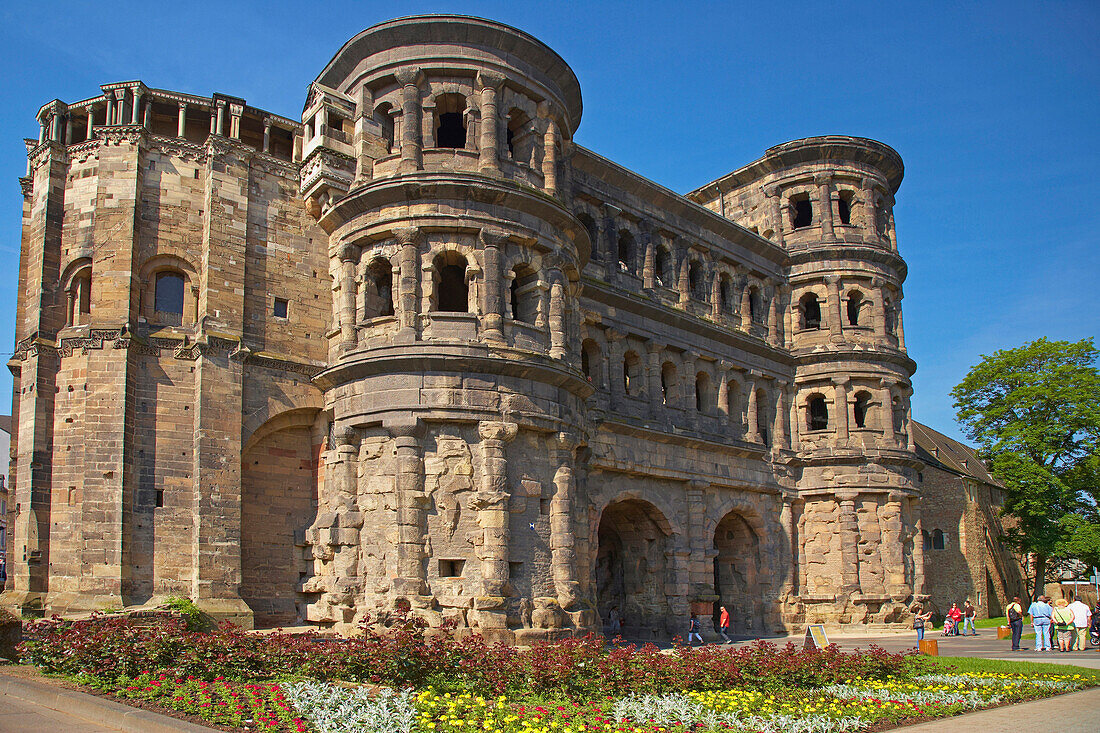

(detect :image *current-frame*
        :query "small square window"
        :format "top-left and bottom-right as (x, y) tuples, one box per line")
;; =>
(509, 561), (523, 578)
(439, 559), (465, 577)
(273, 297), (289, 319)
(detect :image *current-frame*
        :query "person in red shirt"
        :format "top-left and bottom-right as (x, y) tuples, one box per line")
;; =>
(947, 602), (963, 636)
(718, 606), (731, 644)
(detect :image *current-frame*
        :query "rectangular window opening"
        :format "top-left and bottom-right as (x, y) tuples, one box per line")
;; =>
(509, 561), (523, 579)
(273, 297), (289, 319)
(155, 489), (164, 508)
(439, 559), (465, 578)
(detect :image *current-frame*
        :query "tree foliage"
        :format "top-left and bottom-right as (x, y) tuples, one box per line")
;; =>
(951, 337), (1100, 598)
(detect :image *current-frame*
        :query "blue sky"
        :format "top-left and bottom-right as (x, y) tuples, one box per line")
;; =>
(0, 1), (1096, 443)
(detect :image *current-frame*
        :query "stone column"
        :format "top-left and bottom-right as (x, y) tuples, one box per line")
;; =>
(896, 302), (907, 349)
(87, 106), (96, 137)
(540, 104), (558, 195)
(836, 491), (861, 597)
(479, 229), (506, 343)
(740, 283), (752, 330)
(476, 72), (502, 173)
(215, 101), (226, 136)
(861, 178), (877, 238)
(131, 88), (142, 125)
(767, 288), (779, 345)
(872, 278), (888, 338)
(824, 275), (842, 340)
(764, 185), (785, 245)
(548, 268), (567, 359)
(773, 381), (788, 450)
(711, 272), (722, 319)
(883, 491), (908, 599)
(815, 173), (834, 239)
(745, 377), (760, 443)
(717, 362), (731, 425)
(105, 96), (114, 128)
(833, 377), (850, 446)
(143, 99), (152, 129)
(684, 351), (700, 415)
(476, 420), (518, 631)
(396, 67), (424, 173)
(788, 384), (801, 451)
(646, 340), (663, 418)
(114, 89), (127, 124)
(394, 227), (421, 343)
(229, 103), (243, 139)
(903, 389), (916, 451)
(262, 117), (272, 153)
(337, 244), (358, 349)
(602, 204), (621, 265)
(177, 102), (188, 138)
(606, 330), (626, 409)
(879, 380), (896, 446)
(550, 432), (581, 612)
(392, 421), (427, 598)
(641, 222), (656, 290)
(50, 113), (61, 142)
(911, 497), (927, 596)
(685, 482), (716, 636)
(74, 275), (89, 326)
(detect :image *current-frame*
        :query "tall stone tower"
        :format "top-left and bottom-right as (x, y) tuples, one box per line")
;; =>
(690, 137), (922, 623)
(297, 17), (593, 637)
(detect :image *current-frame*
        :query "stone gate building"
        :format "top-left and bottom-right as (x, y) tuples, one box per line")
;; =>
(1, 15), (1021, 639)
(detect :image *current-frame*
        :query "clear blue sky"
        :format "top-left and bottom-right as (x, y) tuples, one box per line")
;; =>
(0, 1), (1097, 443)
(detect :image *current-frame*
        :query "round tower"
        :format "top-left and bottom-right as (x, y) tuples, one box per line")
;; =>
(301, 15), (593, 640)
(756, 137), (921, 623)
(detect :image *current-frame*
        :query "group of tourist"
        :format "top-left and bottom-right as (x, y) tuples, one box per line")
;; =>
(1007, 594), (1096, 652)
(911, 599), (978, 641)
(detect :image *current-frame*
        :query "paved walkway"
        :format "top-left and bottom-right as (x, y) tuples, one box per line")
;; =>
(0, 668), (219, 733)
(892, 685), (1100, 732)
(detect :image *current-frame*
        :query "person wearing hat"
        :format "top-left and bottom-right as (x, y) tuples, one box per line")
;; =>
(1052, 598), (1076, 652)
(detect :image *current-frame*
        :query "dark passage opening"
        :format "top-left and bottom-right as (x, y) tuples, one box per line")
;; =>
(436, 112), (466, 148)
(792, 196), (813, 229)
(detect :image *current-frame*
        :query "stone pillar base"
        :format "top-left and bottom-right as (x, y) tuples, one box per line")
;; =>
(195, 598), (255, 630)
(0, 590), (46, 618)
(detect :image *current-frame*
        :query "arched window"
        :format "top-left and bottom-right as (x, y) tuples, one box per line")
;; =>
(790, 194), (812, 229)
(837, 191), (853, 225)
(695, 372), (711, 413)
(581, 338), (602, 384)
(800, 293), (821, 330)
(66, 263), (92, 327)
(623, 350), (642, 396)
(689, 261), (705, 301)
(847, 290), (864, 326)
(433, 252), (469, 313)
(808, 395), (829, 431)
(364, 258), (394, 319)
(718, 274), (732, 314)
(922, 530), (932, 550)
(434, 94), (466, 149)
(932, 529), (945, 550)
(506, 109), (533, 164)
(661, 361), (678, 406)
(155, 271), (185, 324)
(617, 231), (635, 274)
(655, 246), (672, 287)
(853, 391), (872, 429)
(510, 265), (539, 324)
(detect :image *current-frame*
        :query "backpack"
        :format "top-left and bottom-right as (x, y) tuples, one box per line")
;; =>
(1008, 605), (1021, 622)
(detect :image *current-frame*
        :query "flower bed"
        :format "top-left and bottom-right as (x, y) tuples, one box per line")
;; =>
(15, 615), (1097, 733)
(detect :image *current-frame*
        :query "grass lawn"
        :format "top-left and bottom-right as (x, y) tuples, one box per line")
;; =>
(920, 655), (1100, 680)
(975, 616), (1008, 628)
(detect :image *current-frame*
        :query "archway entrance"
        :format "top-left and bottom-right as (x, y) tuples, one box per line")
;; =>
(712, 511), (763, 634)
(596, 498), (673, 639)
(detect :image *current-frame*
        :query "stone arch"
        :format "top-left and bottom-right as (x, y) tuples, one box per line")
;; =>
(799, 291), (822, 330)
(363, 254), (395, 319)
(688, 258), (707, 301)
(616, 229), (636, 274)
(711, 508), (766, 633)
(433, 92), (467, 148)
(695, 370), (713, 413)
(241, 408), (322, 627)
(654, 243), (673, 287)
(430, 249), (474, 313)
(61, 257), (92, 327)
(845, 287), (868, 327)
(139, 253), (198, 326)
(622, 349), (643, 396)
(595, 495), (679, 638)
(581, 337), (602, 385)
(661, 360), (679, 406)
(717, 270), (734, 315)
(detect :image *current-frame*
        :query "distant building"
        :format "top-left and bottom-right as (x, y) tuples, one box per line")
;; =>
(913, 422), (1026, 617)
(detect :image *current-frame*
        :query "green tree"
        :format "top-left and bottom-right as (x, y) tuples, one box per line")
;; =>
(951, 337), (1100, 600)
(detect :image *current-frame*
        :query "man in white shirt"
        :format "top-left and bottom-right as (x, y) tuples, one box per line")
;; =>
(1068, 595), (1092, 651)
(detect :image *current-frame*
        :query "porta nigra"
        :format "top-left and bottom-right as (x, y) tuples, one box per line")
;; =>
(1, 15), (1023, 641)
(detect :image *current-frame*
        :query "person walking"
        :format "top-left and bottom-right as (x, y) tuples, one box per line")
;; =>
(1006, 596), (1024, 651)
(687, 613), (703, 646)
(1053, 599), (1075, 652)
(1027, 595), (1054, 652)
(717, 605), (732, 644)
(913, 605), (932, 642)
(962, 600), (978, 635)
(607, 605), (621, 635)
(947, 602), (963, 636)
(1067, 595), (1091, 651)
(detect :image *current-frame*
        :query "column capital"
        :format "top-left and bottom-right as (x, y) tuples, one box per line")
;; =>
(476, 70), (505, 90)
(824, 274), (840, 286)
(836, 490), (859, 503)
(603, 203), (622, 218)
(395, 67), (425, 87)
(393, 226), (422, 247)
(262, 116), (274, 129)
(763, 184), (781, 198)
(813, 172), (831, 186)
(335, 425), (360, 447)
(479, 228), (510, 248)
(832, 376), (850, 387)
(386, 418), (424, 440)
(555, 431), (579, 451)
(645, 339), (664, 354)
(478, 420), (519, 443)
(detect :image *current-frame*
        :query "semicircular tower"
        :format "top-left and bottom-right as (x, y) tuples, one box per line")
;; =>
(690, 136), (922, 625)
(301, 15), (593, 640)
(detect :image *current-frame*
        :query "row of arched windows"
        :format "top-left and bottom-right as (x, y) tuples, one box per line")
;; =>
(62, 259), (195, 328)
(922, 529), (947, 551)
(798, 290), (871, 330)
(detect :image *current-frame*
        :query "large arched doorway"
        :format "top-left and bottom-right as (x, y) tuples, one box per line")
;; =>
(241, 412), (319, 628)
(596, 498), (674, 639)
(712, 511), (764, 634)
